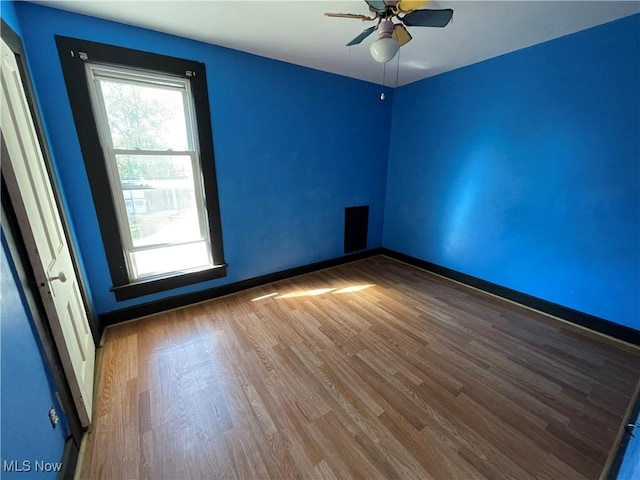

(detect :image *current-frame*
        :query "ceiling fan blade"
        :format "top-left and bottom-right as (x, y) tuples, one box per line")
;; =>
(347, 25), (377, 46)
(325, 12), (377, 21)
(392, 23), (412, 47)
(398, 0), (429, 13)
(364, 0), (387, 13)
(401, 8), (453, 27)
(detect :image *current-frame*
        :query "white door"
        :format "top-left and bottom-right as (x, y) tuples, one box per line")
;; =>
(1, 39), (95, 427)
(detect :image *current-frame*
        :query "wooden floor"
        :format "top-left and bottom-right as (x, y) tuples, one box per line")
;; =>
(80, 256), (640, 479)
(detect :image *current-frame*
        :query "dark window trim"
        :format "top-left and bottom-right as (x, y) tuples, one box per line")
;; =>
(55, 36), (226, 301)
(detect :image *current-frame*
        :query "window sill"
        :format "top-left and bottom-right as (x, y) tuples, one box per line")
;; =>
(110, 264), (227, 301)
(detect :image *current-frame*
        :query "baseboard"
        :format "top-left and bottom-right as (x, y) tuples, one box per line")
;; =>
(58, 437), (79, 480)
(379, 248), (640, 346)
(98, 248), (383, 332)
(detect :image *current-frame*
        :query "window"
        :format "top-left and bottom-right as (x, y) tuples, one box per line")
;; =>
(87, 65), (213, 280)
(56, 37), (226, 301)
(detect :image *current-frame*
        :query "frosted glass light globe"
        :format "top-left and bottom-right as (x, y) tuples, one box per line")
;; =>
(370, 38), (400, 63)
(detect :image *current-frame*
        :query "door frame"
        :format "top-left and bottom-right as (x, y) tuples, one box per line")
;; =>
(1, 177), (84, 447)
(1, 20), (96, 443)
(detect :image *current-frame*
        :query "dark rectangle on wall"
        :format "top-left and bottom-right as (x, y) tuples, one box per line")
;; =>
(344, 206), (369, 254)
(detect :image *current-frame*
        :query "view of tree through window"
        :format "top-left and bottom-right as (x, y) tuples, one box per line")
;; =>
(101, 80), (189, 151)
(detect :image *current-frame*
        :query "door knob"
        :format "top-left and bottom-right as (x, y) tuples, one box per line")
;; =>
(49, 272), (67, 283)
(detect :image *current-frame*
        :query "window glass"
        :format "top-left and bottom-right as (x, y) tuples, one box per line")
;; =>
(131, 242), (211, 279)
(116, 154), (204, 248)
(99, 78), (190, 151)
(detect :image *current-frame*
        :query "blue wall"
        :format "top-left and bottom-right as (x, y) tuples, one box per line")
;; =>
(1, 233), (67, 478)
(384, 14), (640, 330)
(1, 0), (21, 34)
(15, 2), (392, 314)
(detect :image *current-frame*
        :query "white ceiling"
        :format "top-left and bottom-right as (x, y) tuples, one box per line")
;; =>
(31, 1), (640, 86)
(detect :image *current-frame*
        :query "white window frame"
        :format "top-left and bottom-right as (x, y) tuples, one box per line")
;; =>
(86, 64), (213, 281)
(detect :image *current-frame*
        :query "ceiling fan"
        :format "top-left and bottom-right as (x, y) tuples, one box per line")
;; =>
(325, 0), (453, 63)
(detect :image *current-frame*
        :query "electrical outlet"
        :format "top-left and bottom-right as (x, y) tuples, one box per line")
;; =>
(48, 407), (59, 429)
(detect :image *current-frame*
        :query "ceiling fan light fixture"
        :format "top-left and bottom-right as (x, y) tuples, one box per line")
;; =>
(370, 37), (400, 63)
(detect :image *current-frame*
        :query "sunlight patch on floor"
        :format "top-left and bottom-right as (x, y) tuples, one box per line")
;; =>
(276, 288), (336, 299)
(333, 284), (376, 294)
(250, 284), (377, 301)
(251, 292), (279, 302)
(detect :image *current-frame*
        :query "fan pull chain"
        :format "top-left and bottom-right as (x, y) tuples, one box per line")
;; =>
(380, 60), (387, 100)
(383, 60), (387, 87)
(396, 47), (401, 87)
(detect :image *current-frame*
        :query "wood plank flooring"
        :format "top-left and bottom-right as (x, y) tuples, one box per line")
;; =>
(79, 256), (640, 479)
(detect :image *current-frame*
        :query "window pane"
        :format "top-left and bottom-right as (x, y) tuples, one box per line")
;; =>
(99, 79), (189, 151)
(131, 242), (211, 279)
(117, 155), (205, 248)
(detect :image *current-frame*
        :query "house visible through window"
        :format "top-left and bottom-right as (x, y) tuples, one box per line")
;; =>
(56, 36), (226, 301)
